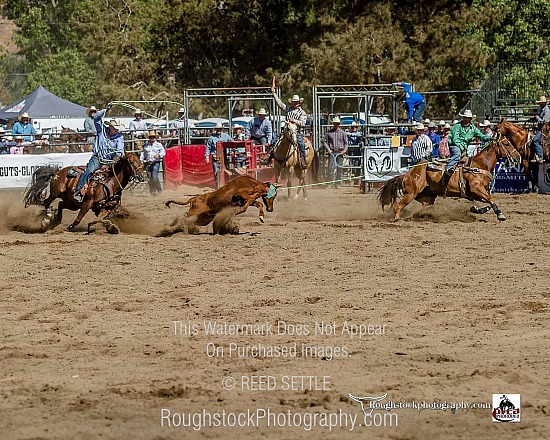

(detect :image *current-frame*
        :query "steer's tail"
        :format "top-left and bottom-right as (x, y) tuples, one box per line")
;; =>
(377, 175), (404, 211)
(165, 198), (193, 209)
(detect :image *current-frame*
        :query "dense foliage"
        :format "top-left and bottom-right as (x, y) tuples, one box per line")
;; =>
(1, 0), (550, 117)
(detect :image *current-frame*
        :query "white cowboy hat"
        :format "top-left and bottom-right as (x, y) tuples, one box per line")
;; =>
(444, 123), (451, 129)
(536, 96), (547, 103)
(288, 94), (304, 103)
(86, 105), (97, 116)
(459, 109), (473, 118)
(35, 129), (42, 135)
(258, 108), (268, 115)
(351, 121), (358, 126)
(438, 120), (446, 126)
(415, 123), (425, 131)
(18, 112), (30, 120)
(214, 122), (223, 129)
(479, 119), (492, 127)
(428, 121), (437, 128)
(178, 107), (185, 113)
(104, 119), (121, 129)
(14, 135), (23, 140)
(133, 108), (142, 115)
(452, 119), (459, 125)
(232, 124), (242, 129)
(422, 118), (431, 124)
(332, 116), (341, 124)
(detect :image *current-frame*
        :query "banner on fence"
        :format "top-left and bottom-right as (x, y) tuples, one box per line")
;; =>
(363, 146), (410, 182)
(493, 159), (529, 193)
(0, 153), (92, 189)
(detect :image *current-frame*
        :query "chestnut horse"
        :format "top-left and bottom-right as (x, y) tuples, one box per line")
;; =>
(495, 118), (549, 191)
(55, 127), (93, 153)
(23, 153), (144, 233)
(273, 121), (318, 200)
(378, 137), (521, 221)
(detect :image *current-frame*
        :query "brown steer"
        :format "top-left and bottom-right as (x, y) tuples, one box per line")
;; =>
(165, 175), (278, 230)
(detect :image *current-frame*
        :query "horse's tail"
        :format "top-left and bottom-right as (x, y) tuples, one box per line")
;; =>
(377, 175), (404, 211)
(23, 166), (56, 207)
(165, 198), (193, 209)
(311, 149), (320, 183)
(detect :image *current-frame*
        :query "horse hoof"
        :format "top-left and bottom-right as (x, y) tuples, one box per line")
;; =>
(470, 206), (479, 214)
(497, 213), (507, 221)
(258, 216), (264, 223)
(67, 224), (76, 231)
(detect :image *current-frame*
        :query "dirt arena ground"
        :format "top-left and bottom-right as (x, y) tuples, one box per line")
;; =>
(1, 185), (549, 439)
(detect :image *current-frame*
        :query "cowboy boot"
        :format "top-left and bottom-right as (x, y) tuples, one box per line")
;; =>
(259, 151), (273, 166)
(440, 168), (454, 187)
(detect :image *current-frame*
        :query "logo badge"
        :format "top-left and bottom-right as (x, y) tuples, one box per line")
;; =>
(492, 394), (521, 422)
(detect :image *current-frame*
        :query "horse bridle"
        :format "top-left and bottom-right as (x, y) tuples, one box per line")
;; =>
(273, 123), (299, 163)
(110, 156), (145, 191)
(493, 137), (521, 167)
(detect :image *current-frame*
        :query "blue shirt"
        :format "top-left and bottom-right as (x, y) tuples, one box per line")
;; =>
(12, 121), (36, 141)
(205, 132), (232, 157)
(400, 82), (425, 121)
(246, 117), (273, 143)
(93, 109), (125, 161)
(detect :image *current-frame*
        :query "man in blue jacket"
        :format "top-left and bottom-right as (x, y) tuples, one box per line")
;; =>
(394, 82), (426, 124)
(74, 104), (125, 201)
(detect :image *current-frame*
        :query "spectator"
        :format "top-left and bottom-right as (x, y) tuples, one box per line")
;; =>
(10, 135), (26, 154)
(140, 131), (165, 196)
(410, 123), (432, 165)
(394, 82), (426, 123)
(0, 129), (9, 154)
(74, 104), (124, 202)
(205, 122), (232, 189)
(479, 120), (493, 139)
(436, 120), (446, 137)
(427, 122), (441, 158)
(245, 108), (273, 151)
(170, 107), (185, 130)
(233, 124), (246, 141)
(232, 124), (246, 168)
(322, 116), (348, 188)
(33, 129), (50, 154)
(12, 112), (36, 141)
(532, 96), (549, 163)
(129, 108), (148, 139)
(84, 106), (97, 145)
(438, 123), (451, 159)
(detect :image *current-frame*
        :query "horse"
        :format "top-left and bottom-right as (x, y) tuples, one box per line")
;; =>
(495, 117), (550, 190)
(272, 121), (318, 200)
(56, 127), (93, 153)
(23, 153), (145, 233)
(378, 137), (522, 221)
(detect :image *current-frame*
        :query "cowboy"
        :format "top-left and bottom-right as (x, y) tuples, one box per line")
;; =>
(393, 82), (426, 124)
(443, 109), (490, 185)
(233, 124), (246, 141)
(410, 123), (432, 165)
(140, 131), (165, 196)
(74, 105), (125, 202)
(33, 129), (50, 154)
(271, 88), (308, 168)
(245, 108), (273, 150)
(129, 108), (148, 138)
(479, 119), (493, 140)
(322, 116), (348, 187)
(84, 105), (97, 144)
(10, 135), (25, 154)
(531, 95), (549, 163)
(12, 112), (36, 141)
(205, 122), (232, 189)
(436, 120), (446, 137)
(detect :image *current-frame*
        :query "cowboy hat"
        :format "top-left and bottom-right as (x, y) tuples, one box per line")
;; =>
(104, 119), (121, 129)
(444, 123), (451, 129)
(214, 122), (223, 129)
(428, 121), (437, 128)
(35, 129), (42, 136)
(177, 107), (185, 113)
(133, 108), (142, 115)
(479, 119), (492, 127)
(452, 119), (459, 125)
(148, 130), (157, 138)
(288, 94), (304, 103)
(232, 124), (242, 130)
(536, 96), (548, 103)
(258, 108), (268, 115)
(459, 109), (473, 118)
(14, 135), (23, 140)
(18, 112), (30, 120)
(422, 118), (431, 124)
(332, 116), (341, 124)
(86, 105), (97, 116)
(438, 120), (446, 126)
(415, 123), (425, 131)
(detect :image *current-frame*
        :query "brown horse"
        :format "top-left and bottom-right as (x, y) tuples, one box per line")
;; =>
(56, 127), (93, 153)
(495, 118), (549, 191)
(273, 122), (318, 200)
(378, 138), (521, 221)
(23, 153), (145, 233)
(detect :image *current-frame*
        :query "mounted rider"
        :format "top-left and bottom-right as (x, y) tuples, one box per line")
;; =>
(531, 95), (549, 163)
(442, 109), (490, 186)
(270, 87), (308, 169)
(74, 104), (125, 202)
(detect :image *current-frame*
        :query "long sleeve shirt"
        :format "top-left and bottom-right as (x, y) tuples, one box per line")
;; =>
(205, 132), (232, 158)
(129, 118), (148, 137)
(140, 140), (165, 163)
(399, 82), (425, 121)
(411, 133), (432, 163)
(323, 128), (348, 153)
(535, 105), (550, 128)
(448, 122), (489, 153)
(83, 116), (95, 134)
(93, 109), (125, 161)
(273, 94), (307, 128)
(12, 121), (36, 141)
(246, 117), (273, 143)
